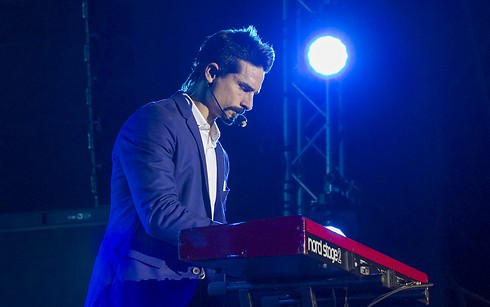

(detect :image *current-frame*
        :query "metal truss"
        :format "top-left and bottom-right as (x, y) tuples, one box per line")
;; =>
(282, 0), (360, 228)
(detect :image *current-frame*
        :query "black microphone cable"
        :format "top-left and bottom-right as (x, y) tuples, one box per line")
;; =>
(208, 83), (247, 127)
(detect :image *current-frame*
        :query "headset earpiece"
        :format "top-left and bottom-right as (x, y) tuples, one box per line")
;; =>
(209, 64), (220, 80)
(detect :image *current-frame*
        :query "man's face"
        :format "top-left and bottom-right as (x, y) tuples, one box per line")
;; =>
(208, 60), (265, 125)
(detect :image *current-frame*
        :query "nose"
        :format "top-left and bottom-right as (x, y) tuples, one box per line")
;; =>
(241, 93), (254, 112)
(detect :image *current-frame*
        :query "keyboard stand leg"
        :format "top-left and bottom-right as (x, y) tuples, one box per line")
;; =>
(238, 289), (254, 307)
(301, 286), (318, 307)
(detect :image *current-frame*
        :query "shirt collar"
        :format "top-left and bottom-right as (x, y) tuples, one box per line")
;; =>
(183, 93), (221, 145)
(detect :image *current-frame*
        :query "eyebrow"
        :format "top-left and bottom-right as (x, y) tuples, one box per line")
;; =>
(237, 78), (260, 94)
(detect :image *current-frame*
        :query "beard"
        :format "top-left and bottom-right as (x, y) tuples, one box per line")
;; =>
(219, 106), (244, 126)
(220, 115), (234, 126)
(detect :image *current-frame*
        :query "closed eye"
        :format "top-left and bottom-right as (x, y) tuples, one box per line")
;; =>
(239, 81), (259, 95)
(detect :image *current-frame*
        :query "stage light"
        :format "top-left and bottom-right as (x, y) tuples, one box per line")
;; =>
(306, 35), (348, 78)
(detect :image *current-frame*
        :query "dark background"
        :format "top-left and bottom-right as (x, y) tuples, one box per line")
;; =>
(1, 0), (489, 306)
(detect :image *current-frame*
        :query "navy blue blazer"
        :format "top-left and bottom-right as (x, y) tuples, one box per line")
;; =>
(85, 91), (229, 306)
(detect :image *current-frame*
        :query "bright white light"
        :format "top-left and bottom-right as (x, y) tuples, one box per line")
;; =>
(326, 225), (346, 237)
(307, 36), (348, 77)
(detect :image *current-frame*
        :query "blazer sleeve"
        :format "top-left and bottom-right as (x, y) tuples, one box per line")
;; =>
(114, 101), (213, 246)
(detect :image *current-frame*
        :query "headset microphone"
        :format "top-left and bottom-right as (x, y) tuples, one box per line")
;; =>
(236, 114), (247, 127)
(208, 83), (247, 127)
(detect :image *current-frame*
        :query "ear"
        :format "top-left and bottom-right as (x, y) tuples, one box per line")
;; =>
(204, 63), (220, 85)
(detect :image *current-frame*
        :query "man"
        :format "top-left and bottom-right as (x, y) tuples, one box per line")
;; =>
(84, 26), (275, 306)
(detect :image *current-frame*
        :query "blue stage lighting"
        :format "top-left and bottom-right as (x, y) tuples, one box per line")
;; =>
(307, 35), (348, 78)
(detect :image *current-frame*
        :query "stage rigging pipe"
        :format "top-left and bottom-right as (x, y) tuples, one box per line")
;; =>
(282, 0), (294, 216)
(82, 1), (99, 207)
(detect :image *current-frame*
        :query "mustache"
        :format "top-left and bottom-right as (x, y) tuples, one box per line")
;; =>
(223, 106), (245, 115)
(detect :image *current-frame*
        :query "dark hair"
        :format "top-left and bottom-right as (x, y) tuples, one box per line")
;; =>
(182, 26), (275, 91)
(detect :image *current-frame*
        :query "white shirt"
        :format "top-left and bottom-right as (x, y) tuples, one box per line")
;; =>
(183, 94), (220, 220)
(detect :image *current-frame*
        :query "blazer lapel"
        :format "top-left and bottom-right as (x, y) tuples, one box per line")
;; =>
(214, 142), (226, 223)
(172, 92), (213, 219)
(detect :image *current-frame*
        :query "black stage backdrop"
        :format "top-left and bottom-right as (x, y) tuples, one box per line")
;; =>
(1, 0), (490, 306)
